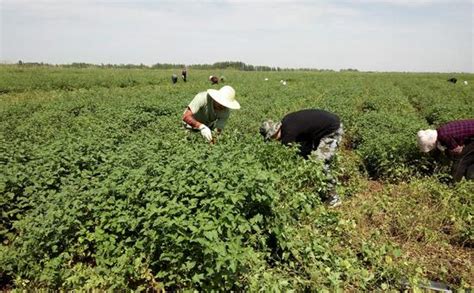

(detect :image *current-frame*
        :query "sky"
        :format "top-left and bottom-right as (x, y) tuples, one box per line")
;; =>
(1, 0), (473, 72)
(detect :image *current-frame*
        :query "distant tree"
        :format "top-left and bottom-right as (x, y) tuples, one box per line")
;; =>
(340, 68), (359, 72)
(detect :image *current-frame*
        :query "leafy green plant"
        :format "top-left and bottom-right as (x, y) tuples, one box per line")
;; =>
(1, 67), (472, 290)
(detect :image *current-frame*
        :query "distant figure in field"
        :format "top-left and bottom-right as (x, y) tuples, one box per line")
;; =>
(417, 119), (474, 182)
(447, 77), (457, 84)
(209, 75), (219, 85)
(182, 85), (240, 143)
(171, 74), (178, 84)
(260, 109), (344, 207)
(182, 68), (187, 82)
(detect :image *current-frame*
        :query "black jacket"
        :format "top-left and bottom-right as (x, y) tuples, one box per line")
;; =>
(280, 109), (340, 158)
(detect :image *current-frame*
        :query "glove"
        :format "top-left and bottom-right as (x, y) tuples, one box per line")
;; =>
(199, 124), (212, 142)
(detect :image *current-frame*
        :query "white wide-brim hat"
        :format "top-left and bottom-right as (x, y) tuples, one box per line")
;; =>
(207, 85), (240, 110)
(417, 129), (437, 152)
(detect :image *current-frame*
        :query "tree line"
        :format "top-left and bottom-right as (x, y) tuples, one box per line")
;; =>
(14, 60), (343, 72)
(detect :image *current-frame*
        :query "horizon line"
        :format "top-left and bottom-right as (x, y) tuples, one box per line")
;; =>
(1, 60), (473, 74)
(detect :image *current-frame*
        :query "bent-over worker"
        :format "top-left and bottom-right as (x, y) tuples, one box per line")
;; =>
(260, 109), (344, 206)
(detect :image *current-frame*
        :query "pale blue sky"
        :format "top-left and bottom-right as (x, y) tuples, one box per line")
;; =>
(1, 0), (473, 72)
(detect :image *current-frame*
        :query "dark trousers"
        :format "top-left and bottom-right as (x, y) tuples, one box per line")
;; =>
(451, 142), (474, 182)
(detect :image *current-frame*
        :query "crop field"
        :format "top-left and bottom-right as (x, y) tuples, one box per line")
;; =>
(0, 66), (473, 290)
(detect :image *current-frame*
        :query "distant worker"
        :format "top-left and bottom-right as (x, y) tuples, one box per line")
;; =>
(260, 109), (344, 207)
(171, 74), (178, 84)
(209, 75), (219, 85)
(447, 77), (457, 84)
(417, 119), (474, 182)
(182, 85), (240, 143)
(182, 68), (187, 82)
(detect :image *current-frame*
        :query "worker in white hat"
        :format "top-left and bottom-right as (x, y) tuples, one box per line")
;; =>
(182, 85), (240, 142)
(417, 119), (474, 182)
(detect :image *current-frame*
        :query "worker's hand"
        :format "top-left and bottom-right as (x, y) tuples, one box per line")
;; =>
(451, 145), (464, 155)
(199, 124), (213, 142)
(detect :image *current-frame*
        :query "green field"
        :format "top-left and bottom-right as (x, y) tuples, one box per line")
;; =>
(1, 66), (473, 290)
